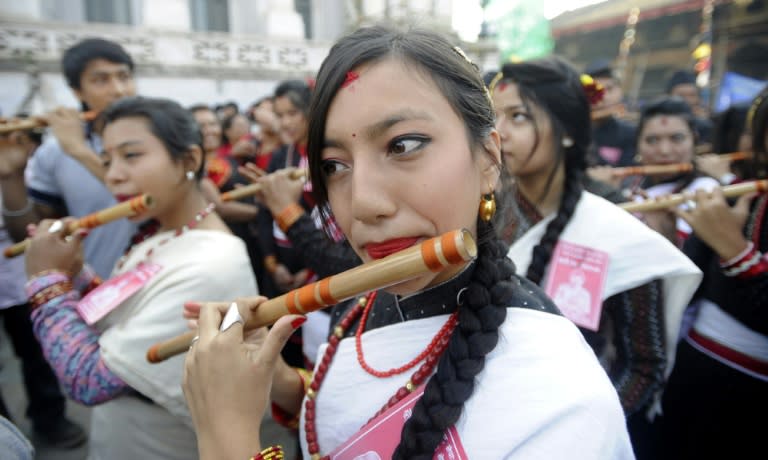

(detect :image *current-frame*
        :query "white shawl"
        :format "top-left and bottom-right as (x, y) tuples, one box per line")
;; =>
(89, 230), (258, 460)
(508, 192), (702, 381)
(301, 309), (635, 459)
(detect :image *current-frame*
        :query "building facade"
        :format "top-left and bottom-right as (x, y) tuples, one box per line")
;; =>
(0, 0), (473, 116)
(550, 0), (768, 108)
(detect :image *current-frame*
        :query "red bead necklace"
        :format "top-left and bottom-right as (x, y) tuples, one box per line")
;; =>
(356, 291), (458, 377)
(303, 291), (458, 460)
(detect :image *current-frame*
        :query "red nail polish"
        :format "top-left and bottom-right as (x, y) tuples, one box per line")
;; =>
(291, 317), (307, 329)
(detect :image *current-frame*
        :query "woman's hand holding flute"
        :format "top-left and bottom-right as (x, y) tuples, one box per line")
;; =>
(182, 299), (305, 460)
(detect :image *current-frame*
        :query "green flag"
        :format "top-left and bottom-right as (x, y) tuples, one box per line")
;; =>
(489, 0), (554, 64)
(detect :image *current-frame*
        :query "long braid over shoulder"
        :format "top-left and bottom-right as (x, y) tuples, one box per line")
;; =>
(526, 158), (584, 284)
(304, 25), (513, 458)
(496, 57), (591, 285)
(393, 220), (513, 459)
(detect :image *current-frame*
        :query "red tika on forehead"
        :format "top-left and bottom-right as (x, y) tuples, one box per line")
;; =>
(498, 81), (509, 92)
(660, 116), (669, 126)
(341, 71), (359, 88)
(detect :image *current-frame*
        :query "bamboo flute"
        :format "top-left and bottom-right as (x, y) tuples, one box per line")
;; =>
(619, 180), (768, 213)
(4, 194), (154, 258)
(0, 111), (97, 135)
(220, 169), (306, 201)
(709, 151), (753, 162)
(611, 163), (693, 178)
(611, 152), (753, 179)
(146, 228), (477, 363)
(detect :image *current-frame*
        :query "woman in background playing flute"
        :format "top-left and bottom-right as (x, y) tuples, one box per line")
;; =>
(631, 98), (721, 245)
(22, 96), (259, 460)
(492, 57), (701, 460)
(660, 86), (768, 459)
(182, 25), (634, 460)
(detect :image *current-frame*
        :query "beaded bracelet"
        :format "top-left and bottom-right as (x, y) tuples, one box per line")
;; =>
(30, 281), (73, 311)
(26, 270), (71, 297)
(720, 242), (755, 267)
(31, 269), (70, 281)
(250, 445), (284, 460)
(275, 203), (305, 232)
(720, 242), (768, 278)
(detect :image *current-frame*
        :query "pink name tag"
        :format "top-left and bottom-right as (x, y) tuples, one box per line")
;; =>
(330, 386), (468, 460)
(598, 146), (621, 164)
(544, 241), (610, 331)
(76, 263), (162, 325)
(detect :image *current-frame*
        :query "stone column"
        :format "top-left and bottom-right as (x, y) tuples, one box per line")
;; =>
(263, 0), (305, 39)
(142, 0), (191, 31)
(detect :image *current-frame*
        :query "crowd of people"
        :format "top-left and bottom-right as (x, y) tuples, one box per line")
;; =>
(0, 23), (765, 460)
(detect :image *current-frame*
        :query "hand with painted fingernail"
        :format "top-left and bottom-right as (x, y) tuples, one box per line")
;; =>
(182, 295), (305, 460)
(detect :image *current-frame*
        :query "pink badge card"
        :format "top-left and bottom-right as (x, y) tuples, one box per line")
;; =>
(598, 146), (621, 164)
(76, 262), (162, 325)
(330, 386), (468, 460)
(544, 241), (610, 331)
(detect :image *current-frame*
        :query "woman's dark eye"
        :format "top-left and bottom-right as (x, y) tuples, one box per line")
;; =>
(320, 160), (348, 177)
(388, 137), (428, 156)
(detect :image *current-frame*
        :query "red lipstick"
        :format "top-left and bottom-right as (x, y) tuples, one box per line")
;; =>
(114, 194), (138, 203)
(365, 237), (420, 259)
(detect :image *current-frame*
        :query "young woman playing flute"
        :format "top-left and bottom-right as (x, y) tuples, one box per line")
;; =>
(632, 98), (721, 245)
(182, 25), (635, 460)
(660, 85), (768, 459)
(491, 57), (701, 460)
(22, 96), (258, 460)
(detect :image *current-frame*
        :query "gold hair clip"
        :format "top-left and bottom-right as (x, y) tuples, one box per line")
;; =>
(452, 46), (479, 71)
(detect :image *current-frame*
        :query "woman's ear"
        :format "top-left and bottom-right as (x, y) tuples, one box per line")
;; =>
(184, 144), (204, 177)
(480, 129), (502, 193)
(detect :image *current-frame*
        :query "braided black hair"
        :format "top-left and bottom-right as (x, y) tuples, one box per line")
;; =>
(527, 152), (584, 284)
(496, 57), (589, 284)
(393, 219), (511, 458)
(306, 25), (512, 457)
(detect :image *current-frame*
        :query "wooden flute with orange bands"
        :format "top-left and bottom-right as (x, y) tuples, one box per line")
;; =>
(611, 163), (693, 178)
(146, 228), (478, 363)
(619, 180), (768, 213)
(0, 111), (98, 135)
(220, 169), (307, 201)
(4, 194), (154, 258)
(610, 152), (754, 178)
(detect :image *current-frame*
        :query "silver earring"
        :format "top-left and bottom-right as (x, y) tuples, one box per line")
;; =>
(562, 137), (574, 148)
(186, 171), (195, 181)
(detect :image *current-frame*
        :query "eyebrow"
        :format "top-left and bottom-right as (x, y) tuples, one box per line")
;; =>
(102, 140), (142, 155)
(324, 109), (434, 149)
(499, 103), (527, 111)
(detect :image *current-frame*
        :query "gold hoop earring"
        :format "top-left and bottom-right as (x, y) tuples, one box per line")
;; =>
(479, 193), (497, 222)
